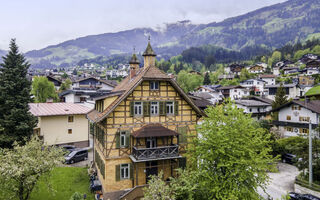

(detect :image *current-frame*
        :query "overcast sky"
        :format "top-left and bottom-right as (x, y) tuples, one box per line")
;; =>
(0, 0), (287, 51)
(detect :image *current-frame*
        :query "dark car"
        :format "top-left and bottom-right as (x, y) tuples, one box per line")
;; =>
(61, 145), (76, 151)
(65, 149), (88, 164)
(289, 192), (320, 200)
(282, 153), (297, 164)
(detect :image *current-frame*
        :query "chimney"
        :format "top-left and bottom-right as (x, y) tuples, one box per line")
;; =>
(129, 53), (140, 79)
(142, 37), (156, 69)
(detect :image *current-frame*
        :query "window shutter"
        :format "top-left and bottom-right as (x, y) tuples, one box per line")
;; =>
(115, 132), (120, 149)
(130, 164), (134, 180)
(130, 102), (134, 117)
(178, 157), (186, 169)
(143, 101), (150, 116)
(116, 165), (120, 181)
(178, 126), (188, 143)
(125, 131), (130, 148)
(159, 101), (165, 116)
(175, 101), (179, 115)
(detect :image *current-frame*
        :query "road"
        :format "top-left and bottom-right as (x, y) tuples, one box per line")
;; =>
(259, 162), (299, 199)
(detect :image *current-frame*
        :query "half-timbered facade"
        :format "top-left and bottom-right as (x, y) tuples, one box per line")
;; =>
(88, 42), (204, 198)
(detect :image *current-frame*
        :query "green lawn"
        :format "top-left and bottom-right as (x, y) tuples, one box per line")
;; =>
(30, 167), (95, 200)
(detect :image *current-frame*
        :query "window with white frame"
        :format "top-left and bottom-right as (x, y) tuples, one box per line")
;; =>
(151, 102), (159, 115)
(120, 164), (129, 179)
(134, 102), (142, 116)
(166, 102), (174, 115)
(150, 81), (159, 90)
(120, 131), (126, 147)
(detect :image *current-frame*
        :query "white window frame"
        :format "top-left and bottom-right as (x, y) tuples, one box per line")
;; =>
(150, 101), (159, 115)
(166, 102), (174, 115)
(134, 102), (142, 116)
(120, 164), (130, 180)
(150, 81), (159, 90)
(120, 131), (126, 147)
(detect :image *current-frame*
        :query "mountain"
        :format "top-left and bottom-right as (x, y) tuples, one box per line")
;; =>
(26, 0), (320, 68)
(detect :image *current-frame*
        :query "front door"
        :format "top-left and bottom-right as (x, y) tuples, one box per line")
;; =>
(146, 161), (158, 183)
(146, 137), (157, 148)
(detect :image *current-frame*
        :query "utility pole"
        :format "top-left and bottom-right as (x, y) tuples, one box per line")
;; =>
(309, 120), (313, 185)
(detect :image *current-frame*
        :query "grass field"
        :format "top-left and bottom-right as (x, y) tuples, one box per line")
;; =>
(30, 167), (95, 200)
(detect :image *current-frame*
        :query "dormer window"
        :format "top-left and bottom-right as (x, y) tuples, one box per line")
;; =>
(150, 81), (159, 90)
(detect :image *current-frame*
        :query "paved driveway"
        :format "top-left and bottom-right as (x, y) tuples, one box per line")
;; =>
(259, 162), (299, 199)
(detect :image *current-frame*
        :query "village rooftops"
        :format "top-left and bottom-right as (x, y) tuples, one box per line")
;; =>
(272, 100), (320, 114)
(29, 103), (92, 117)
(235, 99), (270, 107)
(259, 74), (276, 78)
(264, 83), (297, 88)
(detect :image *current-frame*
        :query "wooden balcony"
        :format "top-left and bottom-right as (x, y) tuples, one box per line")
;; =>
(131, 145), (179, 162)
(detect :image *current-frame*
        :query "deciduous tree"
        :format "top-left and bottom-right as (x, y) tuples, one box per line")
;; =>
(0, 136), (64, 200)
(189, 101), (276, 199)
(31, 76), (59, 102)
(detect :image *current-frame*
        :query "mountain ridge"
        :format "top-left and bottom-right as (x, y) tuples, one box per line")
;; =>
(25, 0), (320, 68)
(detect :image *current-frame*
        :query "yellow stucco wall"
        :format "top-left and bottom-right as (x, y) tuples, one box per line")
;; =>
(95, 80), (198, 193)
(39, 114), (89, 145)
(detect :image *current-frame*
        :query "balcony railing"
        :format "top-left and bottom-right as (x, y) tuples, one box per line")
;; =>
(132, 145), (179, 161)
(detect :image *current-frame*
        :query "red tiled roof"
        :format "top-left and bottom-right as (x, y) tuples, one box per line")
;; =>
(132, 124), (179, 138)
(29, 103), (92, 117)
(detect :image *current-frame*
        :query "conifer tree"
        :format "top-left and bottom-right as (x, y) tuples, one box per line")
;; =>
(272, 83), (289, 109)
(203, 72), (211, 85)
(0, 39), (37, 148)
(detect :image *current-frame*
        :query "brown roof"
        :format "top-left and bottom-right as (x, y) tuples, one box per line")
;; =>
(88, 64), (205, 123)
(132, 124), (179, 138)
(259, 74), (276, 78)
(29, 103), (92, 117)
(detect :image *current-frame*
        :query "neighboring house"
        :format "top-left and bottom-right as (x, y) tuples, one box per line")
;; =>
(196, 85), (221, 93)
(265, 84), (300, 100)
(299, 54), (320, 64)
(240, 79), (266, 95)
(72, 77), (116, 90)
(235, 99), (272, 120)
(299, 75), (315, 86)
(259, 74), (276, 85)
(87, 42), (204, 199)
(273, 67), (280, 76)
(191, 91), (222, 104)
(29, 103), (92, 147)
(59, 89), (111, 108)
(283, 66), (299, 75)
(229, 86), (250, 100)
(247, 64), (265, 74)
(218, 74), (235, 81)
(217, 85), (242, 99)
(225, 63), (244, 75)
(272, 100), (320, 137)
(47, 76), (62, 90)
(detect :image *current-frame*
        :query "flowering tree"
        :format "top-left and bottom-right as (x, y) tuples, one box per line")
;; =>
(0, 136), (65, 200)
(142, 171), (175, 200)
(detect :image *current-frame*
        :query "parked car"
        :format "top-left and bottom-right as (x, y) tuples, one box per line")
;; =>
(289, 192), (320, 200)
(65, 149), (88, 164)
(282, 153), (297, 164)
(61, 145), (76, 151)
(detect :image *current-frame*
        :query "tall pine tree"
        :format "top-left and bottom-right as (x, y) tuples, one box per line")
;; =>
(272, 83), (289, 109)
(203, 72), (211, 85)
(0, 39), (37, 148)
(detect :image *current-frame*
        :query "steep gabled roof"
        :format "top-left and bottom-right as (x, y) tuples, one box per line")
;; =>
(272, 100), (320, 114)
(87, 65), (205, 122)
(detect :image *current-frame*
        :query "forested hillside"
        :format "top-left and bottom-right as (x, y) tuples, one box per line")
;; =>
(25, 0), (320, 68)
